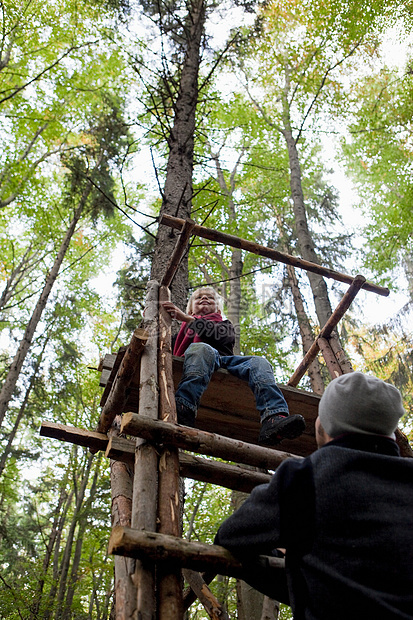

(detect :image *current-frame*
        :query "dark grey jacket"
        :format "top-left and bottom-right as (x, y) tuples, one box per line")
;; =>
(215, 434), (413, 619)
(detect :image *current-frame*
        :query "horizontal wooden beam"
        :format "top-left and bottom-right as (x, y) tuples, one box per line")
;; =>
(179, 452), (272, 492)
(109, 526), (285, 578)
(106, 436), (272, 492)
(121, 413), (301, 470)
(40, 421), (108, 452)
(160, 215), (389, 297)
(40, 421), (273, 492)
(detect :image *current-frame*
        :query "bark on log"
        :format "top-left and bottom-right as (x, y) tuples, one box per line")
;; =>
(317, 338), (343, 380)
(132, 281), (159, 620)
(182, 569), (229, 620)
(109, 527), (285, 578)
(96, 328), (148, 435)
(109, 417), (136, 620)
(288, 275), (366, 387)
(328, 335), (354, 374)
(160, 215), (388, 297)
(160, 219), (196, 288)
(179, 453), (272, 492)
(121, 413), (301, 470)
(183, 572), (216, 612)
(157, 285), (183, 619)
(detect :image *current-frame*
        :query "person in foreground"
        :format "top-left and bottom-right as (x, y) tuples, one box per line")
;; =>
(214, 371), (413, 620)
(162, 286), (305, 446)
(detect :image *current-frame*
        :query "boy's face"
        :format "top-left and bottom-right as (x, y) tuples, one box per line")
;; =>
(191, 289), (219, 316)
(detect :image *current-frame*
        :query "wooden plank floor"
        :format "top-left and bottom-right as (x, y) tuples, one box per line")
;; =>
(100, 352), (320, 457)
(174, 358), (320, 457)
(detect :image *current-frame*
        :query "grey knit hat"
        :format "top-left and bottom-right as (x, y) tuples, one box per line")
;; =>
(318, 372), (405, 439)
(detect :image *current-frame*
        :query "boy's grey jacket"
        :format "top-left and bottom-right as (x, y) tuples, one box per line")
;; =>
(215, 434), (413, 619)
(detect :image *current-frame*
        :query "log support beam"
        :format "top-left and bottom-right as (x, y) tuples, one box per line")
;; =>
(40, 420), (273, 492)
(288, 275), (366, 388)
(120, 413), (301, 471)
(109, 526), (285, 579)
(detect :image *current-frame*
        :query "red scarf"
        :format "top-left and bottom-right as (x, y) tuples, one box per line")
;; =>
(173, 313), (223, 357)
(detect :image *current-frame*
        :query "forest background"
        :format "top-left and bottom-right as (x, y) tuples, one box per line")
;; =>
(0, 0), (412, 618)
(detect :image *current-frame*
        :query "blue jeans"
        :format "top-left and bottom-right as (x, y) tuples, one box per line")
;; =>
(175, 342), (289, 422)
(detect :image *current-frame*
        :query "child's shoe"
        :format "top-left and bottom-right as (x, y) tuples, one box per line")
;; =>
(258, 414), (306, 446)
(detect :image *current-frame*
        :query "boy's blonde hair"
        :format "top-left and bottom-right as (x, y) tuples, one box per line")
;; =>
(186, 287), (224, 314)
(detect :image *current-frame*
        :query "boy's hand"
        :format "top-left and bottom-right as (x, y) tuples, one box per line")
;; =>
(161, 301), (193, 323)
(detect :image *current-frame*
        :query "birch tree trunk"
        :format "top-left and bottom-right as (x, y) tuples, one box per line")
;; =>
(151, 0), (206, 310)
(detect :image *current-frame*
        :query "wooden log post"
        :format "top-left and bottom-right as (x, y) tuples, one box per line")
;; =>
(328, 334), (354, 374)
(183, 572), (216, 612)
(109, 416), (136, 620)
(131, 281), (159, 620)
(157, 285), (183, 619)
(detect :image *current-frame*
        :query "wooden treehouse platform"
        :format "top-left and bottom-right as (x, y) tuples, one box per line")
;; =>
(40, 215), (412, 620)
(99, 351), (321, 456)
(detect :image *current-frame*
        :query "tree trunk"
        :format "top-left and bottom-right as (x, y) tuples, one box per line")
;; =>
(232, 488), (268, 620)
(286, 262), (325, 394)
(44, 488), (75, 620)
(0, 337), (49, 478)
(0, 179), (94, 428)
(109, 415), (135, 620)
(281, 67), (333, 329)
(62, 454), (102, 620)
(29, 483), (69, 620)
(151, 0), (206, 310)
(61, 530), (84, 620)
(210, 149), (245, 353)
(274, 214), (324, 394)
(54, 451), (95, 620)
